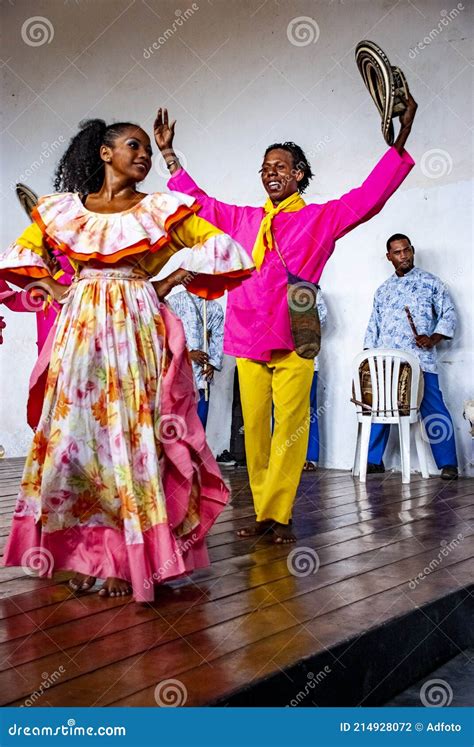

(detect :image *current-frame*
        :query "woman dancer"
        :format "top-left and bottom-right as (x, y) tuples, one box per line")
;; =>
(0, 118), (253, 602)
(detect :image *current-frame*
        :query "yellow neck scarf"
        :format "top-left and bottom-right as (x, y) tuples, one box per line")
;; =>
(252, 192), (306, 270)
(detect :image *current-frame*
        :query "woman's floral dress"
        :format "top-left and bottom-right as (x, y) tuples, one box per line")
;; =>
(0, 190), (253, 601)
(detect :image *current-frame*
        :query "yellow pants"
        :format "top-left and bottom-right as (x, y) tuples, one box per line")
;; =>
(236, 351), (314, 525)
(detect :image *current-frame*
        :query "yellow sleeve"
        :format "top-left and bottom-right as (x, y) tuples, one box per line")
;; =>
(19, 223), (68, 280)
(139, 214), (223, 277)
(0, 223), (55, 288)
(17, 223), (47, 255)
(169, 213), (223, 248)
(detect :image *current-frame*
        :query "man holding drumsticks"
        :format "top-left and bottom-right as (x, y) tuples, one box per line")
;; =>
(364, 233), (458, 480)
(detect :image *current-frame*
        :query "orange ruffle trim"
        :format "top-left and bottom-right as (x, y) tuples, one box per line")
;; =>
(31, 203), (199, 264)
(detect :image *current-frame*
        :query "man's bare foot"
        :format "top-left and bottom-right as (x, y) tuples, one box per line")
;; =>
(272, 522), (296, 544)
(68, 573), (96, 592)
(237, 520), (274, 538)
(98, 577), (132, 597)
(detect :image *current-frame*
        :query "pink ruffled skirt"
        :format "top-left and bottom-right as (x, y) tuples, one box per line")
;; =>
(3, 266), (229, 601)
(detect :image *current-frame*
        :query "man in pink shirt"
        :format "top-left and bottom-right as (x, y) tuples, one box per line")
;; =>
(155, 96), (417, 543)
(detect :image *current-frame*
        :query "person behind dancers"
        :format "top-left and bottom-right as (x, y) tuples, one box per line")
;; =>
(155, 93), (418, 543)
(0, 118), (253, 602)
(167, 286), (224, 429)
(303, 289), (328, 471)
(364, 233), (458, 480)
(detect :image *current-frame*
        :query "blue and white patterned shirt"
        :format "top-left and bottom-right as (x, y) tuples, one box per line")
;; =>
(364, 267), (457, 373)
(314, 290), (328, 372)
(167, 290), (224, 389)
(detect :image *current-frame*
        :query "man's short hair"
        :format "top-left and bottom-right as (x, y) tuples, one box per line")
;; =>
(386, 233), (412, 252)
(263, 142), (314, 194)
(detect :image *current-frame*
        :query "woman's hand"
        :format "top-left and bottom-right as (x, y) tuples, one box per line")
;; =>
(154, 108), (180, 175)
(44, 251), (61, 277)
(154, 108), (176, 151)
(47, 278), (71, 304)
(27, 277), (71, 304)
(152, 268), (190, 300)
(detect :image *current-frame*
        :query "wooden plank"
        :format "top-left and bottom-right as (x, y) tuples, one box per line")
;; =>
(1, 519), (472, 671)
(1, 499), (472, 616)
(3, 544), (471, 707)
(0, 458), (472, 708)
(1, 488), (471, 598)
(207, 484), (474, 544)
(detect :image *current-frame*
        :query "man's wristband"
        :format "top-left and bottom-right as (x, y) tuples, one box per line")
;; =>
(166, 158), (179, 169)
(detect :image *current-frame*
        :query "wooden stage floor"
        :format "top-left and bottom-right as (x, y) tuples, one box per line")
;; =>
(0, 457), (473, 707)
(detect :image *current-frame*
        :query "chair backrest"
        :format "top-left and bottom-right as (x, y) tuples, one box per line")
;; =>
(352, 348), (422, 422)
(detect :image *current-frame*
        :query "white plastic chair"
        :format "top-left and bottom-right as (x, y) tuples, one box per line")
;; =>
(351, 348), (430, 483)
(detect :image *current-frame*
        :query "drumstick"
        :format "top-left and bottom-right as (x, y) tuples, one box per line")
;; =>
(404, 306), (418, 338)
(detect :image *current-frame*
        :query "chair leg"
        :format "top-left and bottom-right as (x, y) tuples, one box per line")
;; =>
(415, 419), (430, 478)
(359, 419), (372, 483)
(353, 422), (361, 477)
(398, 418), (411, 483)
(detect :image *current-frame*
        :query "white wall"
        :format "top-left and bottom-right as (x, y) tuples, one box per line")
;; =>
(1, 0), (472, 473)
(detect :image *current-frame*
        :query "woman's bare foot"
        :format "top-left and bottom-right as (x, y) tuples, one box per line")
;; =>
(98, 577), (132, 597)
(68, 573), (96, 592)
(272, 522), (296, 544)
(237, 520), (274, 538)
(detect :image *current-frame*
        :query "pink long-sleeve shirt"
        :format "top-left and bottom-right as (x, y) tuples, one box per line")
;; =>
(168, 146), (415, 361)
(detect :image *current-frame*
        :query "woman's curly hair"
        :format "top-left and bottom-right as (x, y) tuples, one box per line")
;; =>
(53, 119), (141, 193)
(264, 141), (314, 194)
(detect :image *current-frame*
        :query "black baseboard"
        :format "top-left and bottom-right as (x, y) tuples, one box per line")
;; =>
(210, 586), (474, 707)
